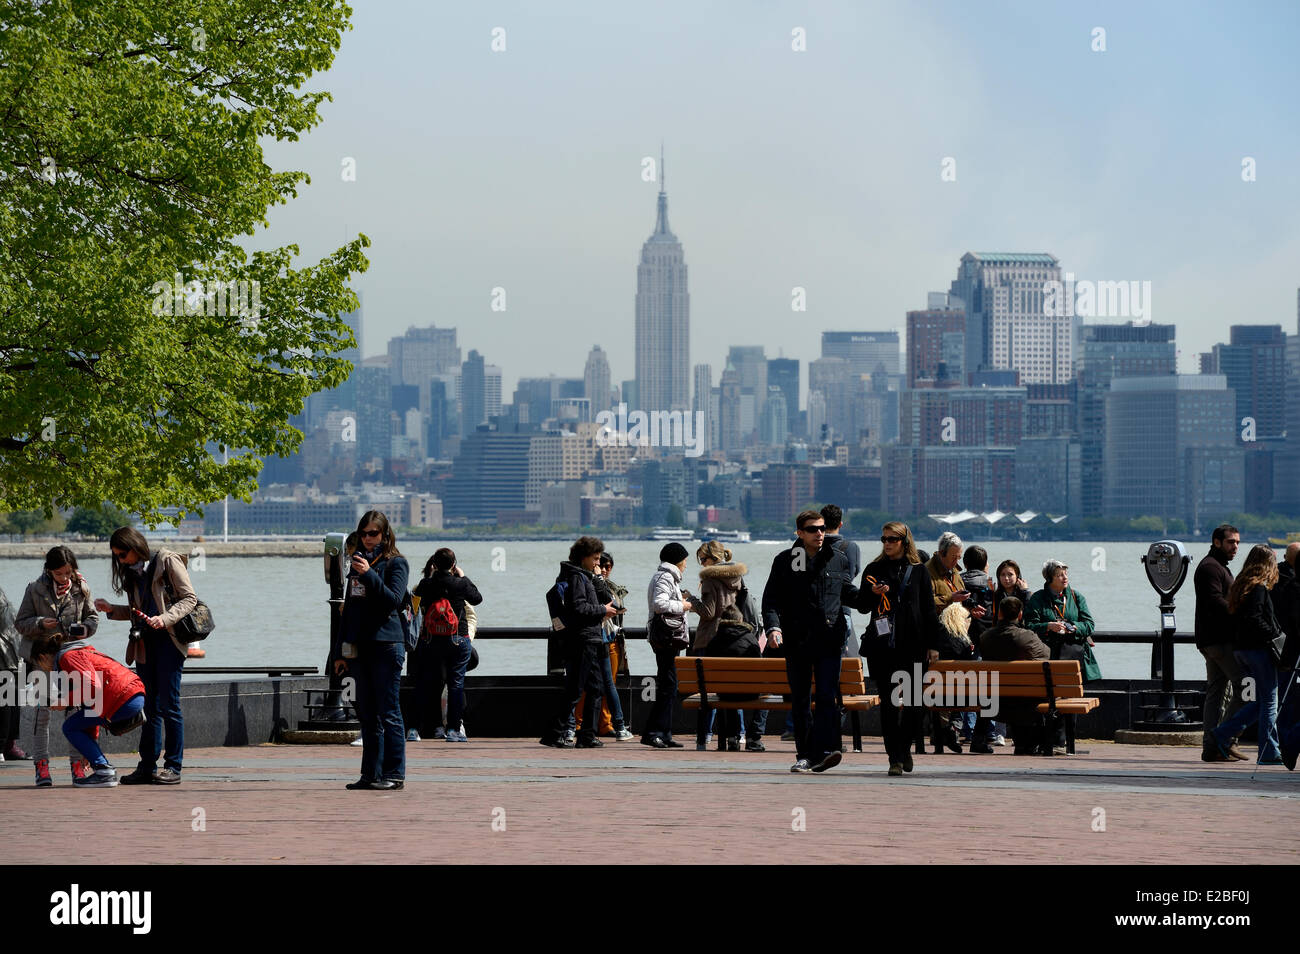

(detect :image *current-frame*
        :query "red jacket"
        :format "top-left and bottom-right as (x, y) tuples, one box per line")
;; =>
(57, 643), (145, 720)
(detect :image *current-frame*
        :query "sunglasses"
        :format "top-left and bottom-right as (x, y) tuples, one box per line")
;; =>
(111, 548), (128, 559)
(880, 536), (902, 544)
(361, 529), (383, 538)
(800, 525), (826, 534)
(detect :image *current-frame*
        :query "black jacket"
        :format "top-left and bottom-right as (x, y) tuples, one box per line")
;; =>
(1231, 584), (1284, 653)
(555, 562), (606, 644)
(1194, 549), (1235, 649)
(341, 554), (410, 644)
(960, 568), (995, 642)
(761, 543), (860, 649)
(858, 556), (944, 662)
(414, 570), (483, 638)
(1274, 562), (1300, 672)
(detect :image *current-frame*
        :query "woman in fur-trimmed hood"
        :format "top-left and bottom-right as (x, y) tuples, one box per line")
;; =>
(691, 540), (748, 652)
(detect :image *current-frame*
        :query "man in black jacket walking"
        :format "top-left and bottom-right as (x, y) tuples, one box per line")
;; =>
(761, 510), (861, 774)
(1194, 524), (1246, 762)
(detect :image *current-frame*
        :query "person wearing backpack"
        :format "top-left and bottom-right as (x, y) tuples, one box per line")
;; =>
(94, 529), (197, 785)
(540, 537), (617, 749)
(413, 548), (482, 743)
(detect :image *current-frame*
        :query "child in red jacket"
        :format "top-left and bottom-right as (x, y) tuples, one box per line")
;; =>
(30, 633), (146, 788)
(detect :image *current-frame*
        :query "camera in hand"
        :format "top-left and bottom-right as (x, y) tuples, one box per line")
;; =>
(68, 623), (86, 638)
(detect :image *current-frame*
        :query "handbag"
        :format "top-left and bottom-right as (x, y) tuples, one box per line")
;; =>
(648, 612), (689, 652)
(156, 559), (216, 641)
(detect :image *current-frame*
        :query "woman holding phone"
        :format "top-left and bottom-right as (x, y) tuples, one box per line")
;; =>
(338, 511), (409, 790)
(14, 546), (100, 785)
(95, 528), (197, 785)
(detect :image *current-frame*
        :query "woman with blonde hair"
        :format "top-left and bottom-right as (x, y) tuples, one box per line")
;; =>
(1211, 544), (1285, 764)
(690, 539), (763, 751)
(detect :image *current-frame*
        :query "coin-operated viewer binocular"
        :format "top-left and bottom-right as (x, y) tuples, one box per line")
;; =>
(1135, 540), (1200, 731)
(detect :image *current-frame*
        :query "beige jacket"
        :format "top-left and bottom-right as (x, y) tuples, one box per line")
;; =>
(104, 549), (198, 660)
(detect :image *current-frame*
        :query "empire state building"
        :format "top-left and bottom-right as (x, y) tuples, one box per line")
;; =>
(634, 158), (690, 413)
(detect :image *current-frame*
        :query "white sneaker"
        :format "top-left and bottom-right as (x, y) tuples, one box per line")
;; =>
(564, 729), (576, 744)
(993, 735), (1007, 747)
(614, 728), (635, 741)
(457, 722), (469, 740)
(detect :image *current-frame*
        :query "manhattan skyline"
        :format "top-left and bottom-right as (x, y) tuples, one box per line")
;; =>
(253, 1), (1300, 400)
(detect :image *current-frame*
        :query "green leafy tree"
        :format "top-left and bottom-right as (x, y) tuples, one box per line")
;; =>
(66, 502), (131, 539)
(664, 503), (685, 528)
(3, 509), (66, 536)
(0, 1), (368, 523)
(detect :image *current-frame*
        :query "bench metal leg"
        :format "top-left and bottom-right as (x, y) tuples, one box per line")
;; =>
(851, 710), (863, 753)
(1066, 713), (1076, 755)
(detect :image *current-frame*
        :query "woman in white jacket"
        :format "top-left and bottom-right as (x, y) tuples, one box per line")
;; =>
(640, 543), (693, 748)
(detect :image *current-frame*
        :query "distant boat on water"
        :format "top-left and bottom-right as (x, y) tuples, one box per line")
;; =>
(645, 527), (696, 542)
(700, 528), (751, 544)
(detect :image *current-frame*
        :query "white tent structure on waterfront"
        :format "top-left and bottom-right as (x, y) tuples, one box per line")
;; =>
(927, 510), (978, 525)
(1015, 510), (1038, 523)
(980, 510), (1007, 525)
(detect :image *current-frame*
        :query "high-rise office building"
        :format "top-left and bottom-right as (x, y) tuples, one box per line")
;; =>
(458, 350), (492, 437)
(634, 155), (690, 413)
(821, 331), (900, 380)
(584, 346), (612, 416)
(718, 362), (743, 454)
(693, 364), (713, 454)
(949, 252), (1069, 384)
(767, 358), (800, 436)
(1104, 375), (1244, 526)
(1076, 322), (1177, 515)
(907, 298), (966, 387)
(760, 386), (789, 447)
(354, 355), (393, 469)
(1206, 325), (1285, 441)
(727, 346), (768, 426)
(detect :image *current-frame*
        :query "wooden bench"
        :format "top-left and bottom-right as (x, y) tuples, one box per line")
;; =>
(926, 660), (1100, 754)
(675, 656), (880, 752)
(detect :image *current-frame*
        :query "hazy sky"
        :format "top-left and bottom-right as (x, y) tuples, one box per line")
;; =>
(256, 0), (1300, 400)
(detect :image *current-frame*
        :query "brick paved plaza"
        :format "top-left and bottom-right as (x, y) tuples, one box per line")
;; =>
(2, 740), (1296, 865)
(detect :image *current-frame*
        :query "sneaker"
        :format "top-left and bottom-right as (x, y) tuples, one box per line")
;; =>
(153, 768), (182, 784)
(457, 722), (469, 741)
(780, 730), (796, 742)
(790, 759), (812, 773)
(431, 726), (447, 740)
(641, 736), (668, 749)
(70, 758), (93, 781)
(811, 751), (842, 773)
(445, 729), (468, 742)
(992, 734), (1007, 747)
(613, 728), (635, 741)
(703, 734), (713, 746)
(406, 729), (421, 742)
(73, 766), (118, 788)
(3, 742), (29, 760)
(563, 729), (576, 744)
(888, 763), (904, 776)
(726, 737), (741, 752)
(34, 758), (52, 788)
(539, 737), (575, 749)
(746, 739), (767, 752)
(575, 737), (604, 748)
(118, 766), (158, 785)
(350, 736), (364, 747)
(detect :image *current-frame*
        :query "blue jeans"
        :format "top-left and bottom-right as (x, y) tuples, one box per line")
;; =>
(419, 635), (474, 731)
(1215, 649), (1280, 761)
(137, 633), (185, 772)
(64, 693), (145, 768)
(353, 640), (406, 782)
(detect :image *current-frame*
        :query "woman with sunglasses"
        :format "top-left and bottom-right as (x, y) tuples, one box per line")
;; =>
(858, 522), (943, 777)
(338, 511), (410, 790)
(94, 528), (197, 785)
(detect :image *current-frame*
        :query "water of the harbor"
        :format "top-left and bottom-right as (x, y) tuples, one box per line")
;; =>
(0, 540), (1231, 681)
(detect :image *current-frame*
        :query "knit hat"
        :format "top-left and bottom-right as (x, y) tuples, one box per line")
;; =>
(659, 542), (690, 564)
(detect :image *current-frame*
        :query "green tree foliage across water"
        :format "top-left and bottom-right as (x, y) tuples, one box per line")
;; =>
(0, 0), (367, 523)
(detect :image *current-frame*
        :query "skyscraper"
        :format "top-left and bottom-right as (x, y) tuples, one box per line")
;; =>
(821, 331), (900, 380)
(767, 357), (800, 435)
(584, 345), (612, 415)
(459, 350), (487, 438)
(693, 363), (713, 454)
(907, 298), (966, 387)
(634, 153), (690, 413)
(949, 252), (1069, 384)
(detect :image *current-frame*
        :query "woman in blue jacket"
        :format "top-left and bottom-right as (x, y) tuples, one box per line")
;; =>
(339, 511), (410, 790)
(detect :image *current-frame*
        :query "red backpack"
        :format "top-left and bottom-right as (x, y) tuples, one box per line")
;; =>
(423, 597), (459, 638)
